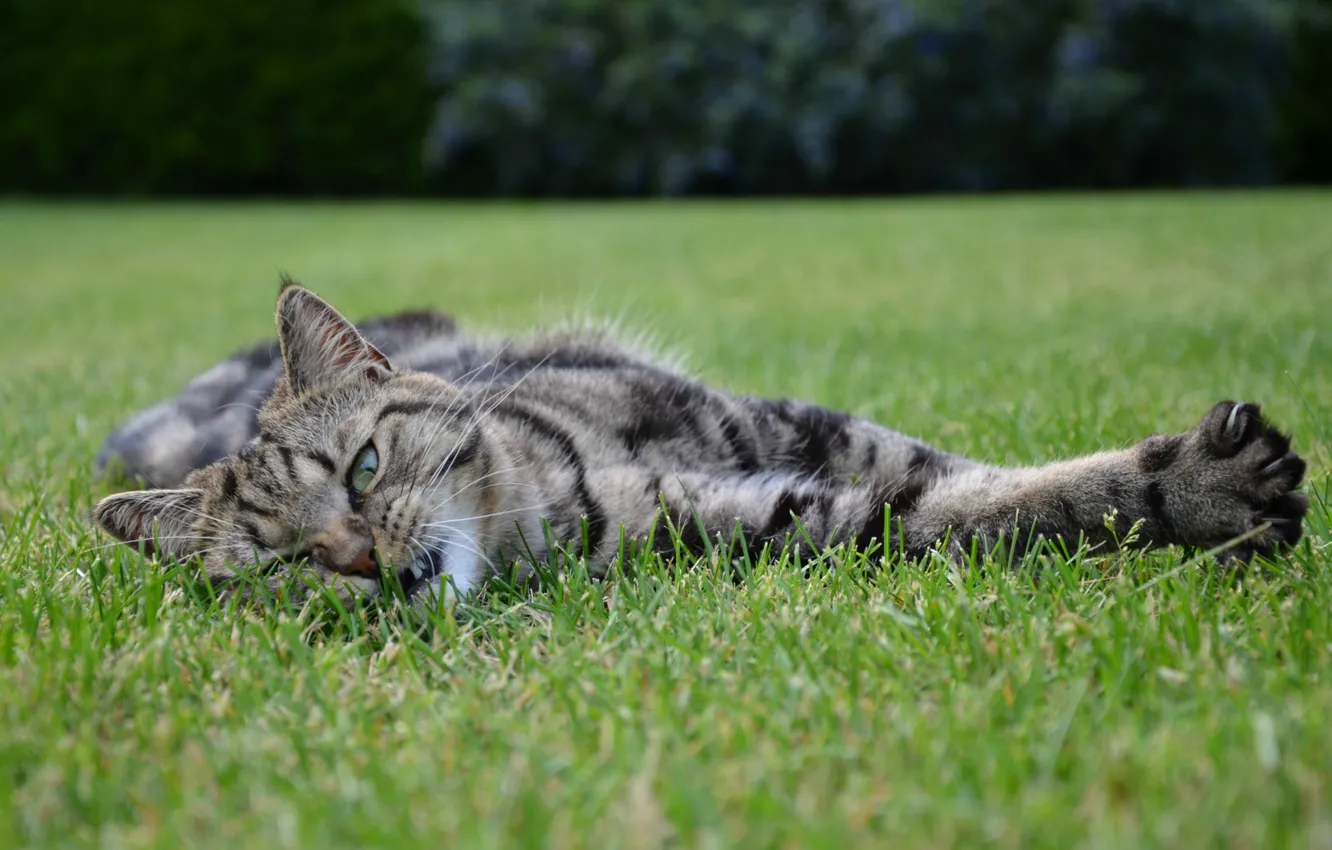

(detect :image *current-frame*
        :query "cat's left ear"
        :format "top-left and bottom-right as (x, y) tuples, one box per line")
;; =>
(93, 488), (206, 560)
(275, 277), (393, 393)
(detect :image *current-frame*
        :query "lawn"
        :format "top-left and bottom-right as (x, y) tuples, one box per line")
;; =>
(1, 194), (1330, 848)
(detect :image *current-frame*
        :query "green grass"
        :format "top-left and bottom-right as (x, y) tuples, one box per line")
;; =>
(2, 194), (1331, 848)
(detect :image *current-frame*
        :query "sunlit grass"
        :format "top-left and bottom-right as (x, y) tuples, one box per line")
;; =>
(1, 193), (1330, 848)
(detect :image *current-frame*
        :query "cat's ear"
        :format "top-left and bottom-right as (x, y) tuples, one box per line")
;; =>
(93, 488), (205, 559)
(275, 278), (392, 393)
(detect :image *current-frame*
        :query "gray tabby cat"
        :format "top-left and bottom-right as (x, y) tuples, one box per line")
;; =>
(93, 281), (1308, 605)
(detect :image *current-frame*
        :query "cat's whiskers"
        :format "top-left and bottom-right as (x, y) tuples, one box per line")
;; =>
(81, 533), (227, 557)
(386, 379), (470, 505)
(418, 527), (495, 574)
(418, 508), (537, 532)
(176, 543), (236, 562)
(417, 346), (538, 495)
(397, 525), (495, 599)
(396, 343), (517, 502)
(386, 385), (481, 509)
(428, 464), (539, 508)
(171, 505), (247, 533)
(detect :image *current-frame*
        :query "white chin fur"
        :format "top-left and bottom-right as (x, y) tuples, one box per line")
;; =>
(404, 525), (484, 610)
(438, 530), (482, 598)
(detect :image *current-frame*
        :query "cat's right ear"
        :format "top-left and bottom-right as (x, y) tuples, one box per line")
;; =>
(93, 488), (205, 559)
(274, 277), (393, 393)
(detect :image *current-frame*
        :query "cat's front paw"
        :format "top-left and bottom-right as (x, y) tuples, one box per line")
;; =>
(1138, 401), (1307, 562)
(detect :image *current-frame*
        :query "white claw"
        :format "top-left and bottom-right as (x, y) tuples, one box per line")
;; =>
(1226, 403), (1246, 437)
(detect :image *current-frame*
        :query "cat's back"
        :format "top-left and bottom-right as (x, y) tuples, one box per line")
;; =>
(97, 306), (683, 487)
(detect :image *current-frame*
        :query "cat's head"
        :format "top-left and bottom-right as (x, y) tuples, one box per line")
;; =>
(94, 281), (516, 605)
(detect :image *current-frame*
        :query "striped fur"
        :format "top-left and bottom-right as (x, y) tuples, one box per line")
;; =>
(93, 281), (1309, 606)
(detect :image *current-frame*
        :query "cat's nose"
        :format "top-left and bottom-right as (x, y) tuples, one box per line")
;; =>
(309, 516), (382, 577)
(345, 545), (380, 577)
(312, 539), (381, 577)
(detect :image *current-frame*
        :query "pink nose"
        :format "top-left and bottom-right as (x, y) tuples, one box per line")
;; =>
(345, 546), (379, 577)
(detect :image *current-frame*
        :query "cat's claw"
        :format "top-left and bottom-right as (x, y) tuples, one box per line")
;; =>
(1149, 400), (1308, 564)
(1224, 402), (1247, 444)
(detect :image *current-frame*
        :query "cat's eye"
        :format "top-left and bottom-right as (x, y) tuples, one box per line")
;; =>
(348, 442), (379, 495)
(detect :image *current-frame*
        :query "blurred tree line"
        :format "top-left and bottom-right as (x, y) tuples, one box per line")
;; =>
(1, 0), (1328, 197)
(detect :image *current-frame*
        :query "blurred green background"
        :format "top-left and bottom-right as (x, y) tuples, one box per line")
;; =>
(3, 0), (1330, 197)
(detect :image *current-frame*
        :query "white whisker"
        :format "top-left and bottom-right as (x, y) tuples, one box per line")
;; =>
(418, 505), (536, 527)
(405, 344), (516, 488)
(421, 349), (556, 494)
(430, 465), (538, 507)
(80, 535), (226, 557)
(417, 529), (495, 574)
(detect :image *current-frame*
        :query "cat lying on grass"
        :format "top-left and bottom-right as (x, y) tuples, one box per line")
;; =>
(93, 280), (1308, 606)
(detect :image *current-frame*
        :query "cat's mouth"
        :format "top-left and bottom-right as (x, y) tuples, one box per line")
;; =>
(396, 543), (446, 598)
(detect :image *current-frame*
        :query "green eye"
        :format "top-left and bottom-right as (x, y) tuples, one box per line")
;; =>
(348, 442), (379, 494)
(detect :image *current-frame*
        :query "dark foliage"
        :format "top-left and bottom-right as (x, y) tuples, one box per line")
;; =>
(1280, 0), (1332, 182)
(419, 0), (1297, 196)
(0, 0), (434, 195)
(1, 0), (1322, 196)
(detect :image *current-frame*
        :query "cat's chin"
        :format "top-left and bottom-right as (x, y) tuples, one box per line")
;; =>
(398, 541), (447, 599)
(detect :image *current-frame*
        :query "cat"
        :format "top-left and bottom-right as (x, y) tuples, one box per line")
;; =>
(93, 279), (1309, 605)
